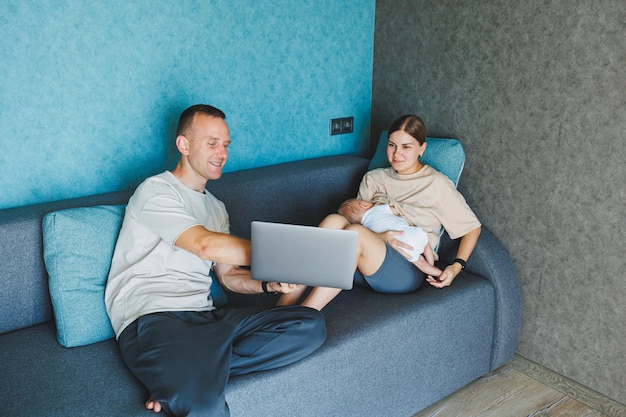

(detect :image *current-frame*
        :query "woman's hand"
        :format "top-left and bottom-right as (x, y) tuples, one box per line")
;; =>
(426, 263), (462, 288)
(427, 226), (481, 289)
(379, 230), (414, 260)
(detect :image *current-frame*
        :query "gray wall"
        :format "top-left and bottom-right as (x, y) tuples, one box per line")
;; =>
(372, 0), (625, 403)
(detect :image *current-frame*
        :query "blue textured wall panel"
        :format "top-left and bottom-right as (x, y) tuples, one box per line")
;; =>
(0, 1), (374, 209)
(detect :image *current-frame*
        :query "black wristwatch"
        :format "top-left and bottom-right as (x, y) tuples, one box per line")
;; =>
(262, 281), (279, 294)
(452, 258), (466, 271)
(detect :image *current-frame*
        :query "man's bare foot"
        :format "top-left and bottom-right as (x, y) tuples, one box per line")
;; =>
(145, 397), (162, 413)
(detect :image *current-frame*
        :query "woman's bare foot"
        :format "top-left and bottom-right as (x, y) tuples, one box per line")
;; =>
(145, 397), (162, 413)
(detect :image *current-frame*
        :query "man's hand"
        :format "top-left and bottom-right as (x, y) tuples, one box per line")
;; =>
(265, 282), (304, 294)
(215, 264), (303, 295)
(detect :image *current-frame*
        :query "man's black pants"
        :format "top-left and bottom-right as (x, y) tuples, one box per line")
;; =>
(119, 306), (326, 417)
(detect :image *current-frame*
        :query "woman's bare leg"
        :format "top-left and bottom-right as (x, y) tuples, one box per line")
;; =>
(300, 287), (343, 310)
(319, 213), (351, 229)
(276, 286), (307, 306)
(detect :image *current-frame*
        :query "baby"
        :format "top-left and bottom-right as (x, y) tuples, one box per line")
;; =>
(339, 198), (442, 279)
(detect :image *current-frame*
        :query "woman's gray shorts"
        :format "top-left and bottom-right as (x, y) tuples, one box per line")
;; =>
(354, 242), (425, 293)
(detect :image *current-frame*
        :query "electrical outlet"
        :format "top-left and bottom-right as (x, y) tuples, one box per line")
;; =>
(330, 118), (343, 135)
(330, 117), (354, 135)
(341, 117), (353, 134)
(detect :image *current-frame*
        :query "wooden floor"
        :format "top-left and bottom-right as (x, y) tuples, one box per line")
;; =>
(413, 355), (626, 417)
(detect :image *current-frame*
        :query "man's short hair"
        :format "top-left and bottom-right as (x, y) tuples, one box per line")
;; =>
(177, 104), (226, 136)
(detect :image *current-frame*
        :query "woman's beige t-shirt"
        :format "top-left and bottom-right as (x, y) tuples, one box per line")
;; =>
(357, 165), (481, 256)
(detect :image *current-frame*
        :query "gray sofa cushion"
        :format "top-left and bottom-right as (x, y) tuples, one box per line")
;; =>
(0, 274), (494, 417)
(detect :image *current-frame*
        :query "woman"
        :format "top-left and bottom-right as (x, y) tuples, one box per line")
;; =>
(279, 115), (481, 310)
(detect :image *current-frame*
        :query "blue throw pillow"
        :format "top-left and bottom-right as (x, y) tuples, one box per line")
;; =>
(43, 204), (228, 348)
(43, 205), (124, 347)
(368, 130), (466, 187)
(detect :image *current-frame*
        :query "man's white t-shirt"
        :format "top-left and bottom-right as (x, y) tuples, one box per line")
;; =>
(105, 171), (229, 339)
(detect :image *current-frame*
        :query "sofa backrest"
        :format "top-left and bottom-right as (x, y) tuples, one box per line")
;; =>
(0, 191), (133, 335)
(0, 155), (369, 334)
(207, 155), (369, 239)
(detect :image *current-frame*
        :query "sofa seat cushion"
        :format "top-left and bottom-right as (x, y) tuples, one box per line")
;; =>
(0, 323), (150, 416)
(0, 273), (494, 417)
(229, 274), (495, 416)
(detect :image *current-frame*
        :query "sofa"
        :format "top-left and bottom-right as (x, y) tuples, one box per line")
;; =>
(0, 151), (521, 417)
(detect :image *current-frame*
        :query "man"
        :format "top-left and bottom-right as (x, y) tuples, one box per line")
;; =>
(105, 104), (326, 416)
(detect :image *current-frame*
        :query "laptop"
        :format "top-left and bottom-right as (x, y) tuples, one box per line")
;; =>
(251, 221), (357, 290)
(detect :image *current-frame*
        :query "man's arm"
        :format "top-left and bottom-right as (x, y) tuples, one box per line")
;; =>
(213, 263), (260, 293)
(213, 263), (300, 294)
(175, 225), (251, 266)
(176, 225), (301, 294)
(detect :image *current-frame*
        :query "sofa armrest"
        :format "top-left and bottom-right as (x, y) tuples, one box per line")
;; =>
(438, 226), (521, 369)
